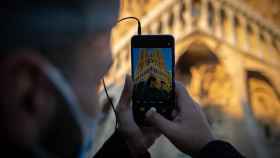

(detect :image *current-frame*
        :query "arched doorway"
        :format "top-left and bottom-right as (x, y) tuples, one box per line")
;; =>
(176, 42), (240, 141)
(247, 71), (280, 157)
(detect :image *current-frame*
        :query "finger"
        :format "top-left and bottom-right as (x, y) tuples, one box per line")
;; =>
(141, 127), (161, 147)
(142, 126), (161, 139)
(171, 106), (179, 119)
(175, 80), (189, 98)
(174, 81), (192, 110)
(144, 132), (161, 147)
(145, 107), (177, 138)
(118, 75), (133, 109)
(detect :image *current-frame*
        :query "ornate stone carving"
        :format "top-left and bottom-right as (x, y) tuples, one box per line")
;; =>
(179, 62), (230, 104)
(248, 77), (280, 141)
(102, 1), (280, 157)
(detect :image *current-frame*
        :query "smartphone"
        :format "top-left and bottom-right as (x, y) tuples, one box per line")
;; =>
(131, 35), (175, 126)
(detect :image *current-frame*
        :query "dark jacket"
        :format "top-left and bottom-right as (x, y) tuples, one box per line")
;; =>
(94, 132), (245, 158)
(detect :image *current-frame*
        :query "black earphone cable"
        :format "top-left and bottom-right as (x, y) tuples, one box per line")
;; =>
(102, 79), (119, 129)
(117, 16), (142, 35)
(102, 16), (141, 130)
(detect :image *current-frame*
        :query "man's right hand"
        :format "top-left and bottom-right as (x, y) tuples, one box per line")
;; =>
(145, 81), (215, 156)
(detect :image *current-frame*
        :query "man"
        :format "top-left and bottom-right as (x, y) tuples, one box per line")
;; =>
(0, 0), (245, 158)
(1, 0), (143, 157)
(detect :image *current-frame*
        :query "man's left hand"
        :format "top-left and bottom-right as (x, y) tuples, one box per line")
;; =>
(116, 75), (160, 157)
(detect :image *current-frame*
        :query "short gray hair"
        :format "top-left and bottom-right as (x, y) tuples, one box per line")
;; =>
(0, 0), (119, 77)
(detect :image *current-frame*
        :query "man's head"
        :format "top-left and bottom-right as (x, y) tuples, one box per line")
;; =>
(0, 0), (119, 157)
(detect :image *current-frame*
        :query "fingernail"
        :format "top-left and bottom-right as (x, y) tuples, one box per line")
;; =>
(146, 107), (157, 118)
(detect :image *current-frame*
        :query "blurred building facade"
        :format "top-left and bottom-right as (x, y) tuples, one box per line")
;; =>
(96, 0), (280, 158)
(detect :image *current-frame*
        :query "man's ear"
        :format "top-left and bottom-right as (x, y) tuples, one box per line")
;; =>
(0, 51), (56, 146)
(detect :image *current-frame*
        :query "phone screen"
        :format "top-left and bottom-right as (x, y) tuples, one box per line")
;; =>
(132, 45), (174, 125)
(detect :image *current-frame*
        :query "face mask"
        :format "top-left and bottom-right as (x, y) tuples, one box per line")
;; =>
(43, 64), (100, 158)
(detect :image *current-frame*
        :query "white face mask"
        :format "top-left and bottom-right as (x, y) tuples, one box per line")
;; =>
(43, 64), (99, 158)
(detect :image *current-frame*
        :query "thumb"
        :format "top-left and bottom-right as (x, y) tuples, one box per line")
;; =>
(145, 107), (177, 137)
(118, 75), (133, 109)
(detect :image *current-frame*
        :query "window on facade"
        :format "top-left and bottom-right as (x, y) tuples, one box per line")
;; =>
(168, 12), (174, 28)
(246, 23), (253, 35)
(192, 0), (201, 17)
(246, 24), (254, 48)
(220, 9), (226, 24)
(259, 32), (265, 43)
(234, 16), (241, 45)
(234, 16), (240, 30)
(180, 1), (187, 25)
(207, 1), (214, 28)
(220, 9), (226, 36)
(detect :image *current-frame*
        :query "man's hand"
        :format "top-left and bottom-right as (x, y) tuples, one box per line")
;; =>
(145, 81), (215, 156)
(116, 75), (160, 157)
